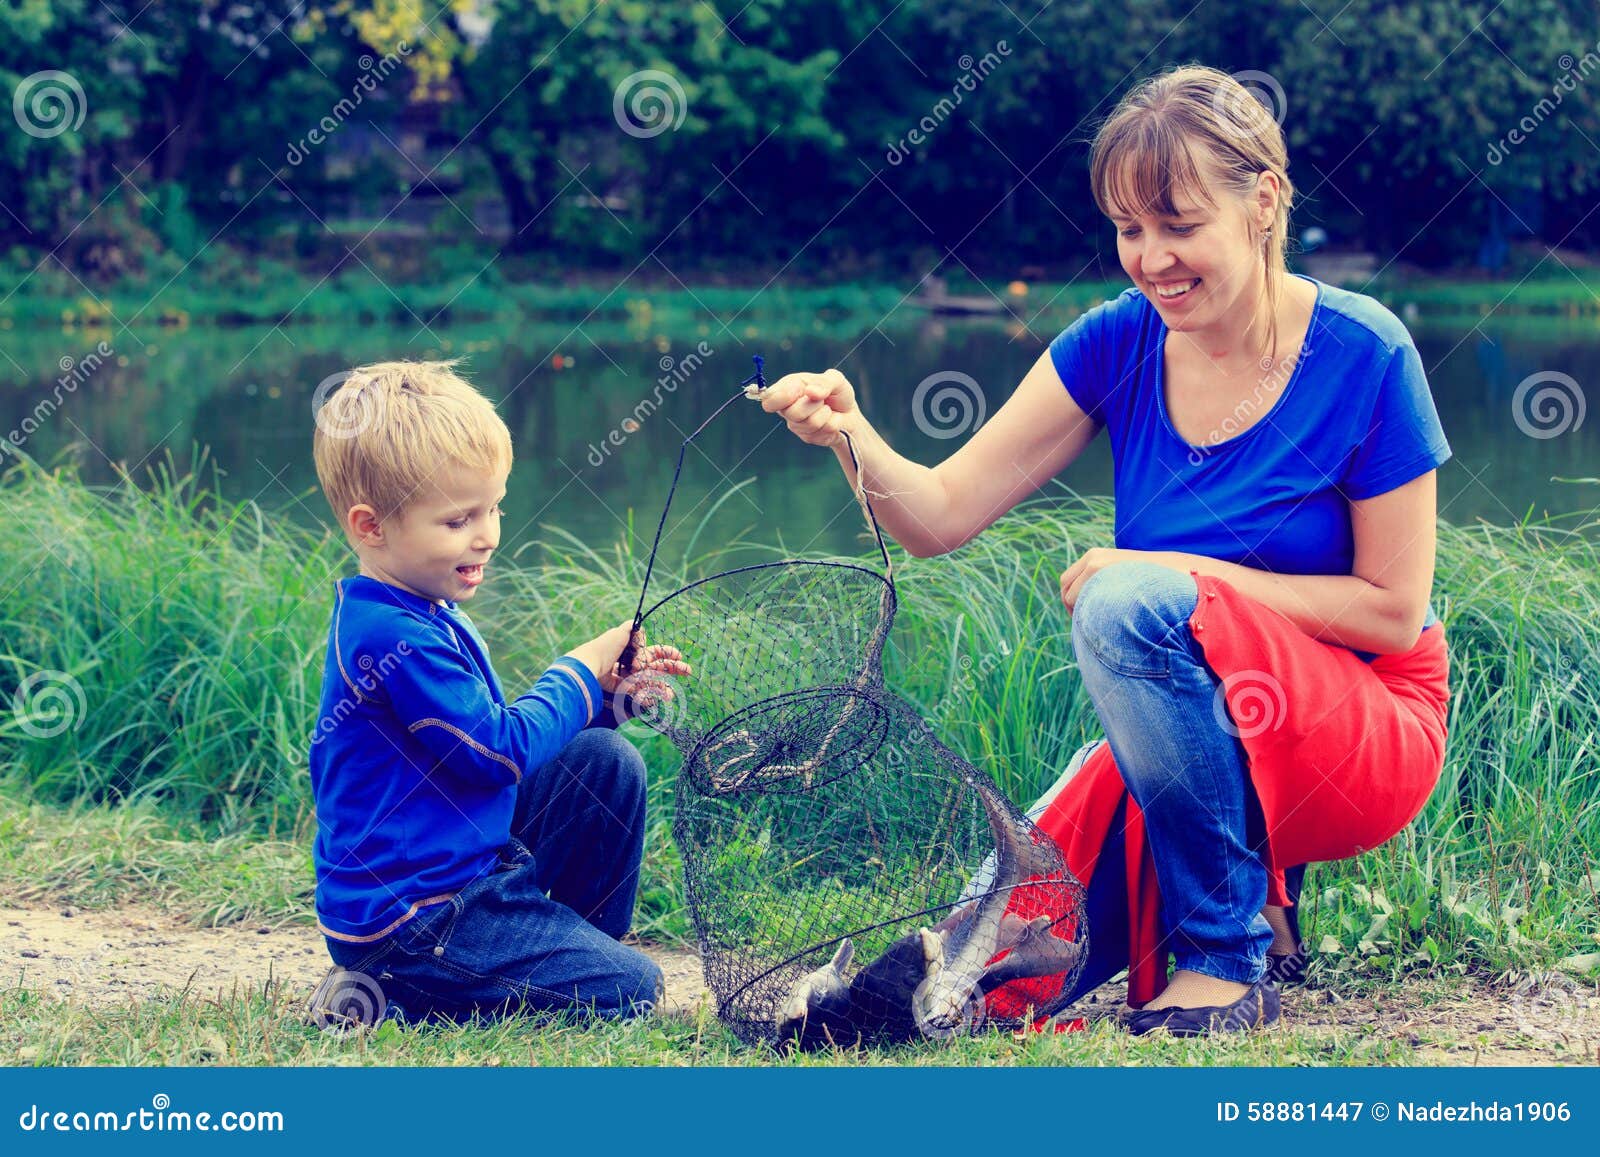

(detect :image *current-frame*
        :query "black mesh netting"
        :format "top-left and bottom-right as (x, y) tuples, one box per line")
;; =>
(624, 361), (1088, 1049)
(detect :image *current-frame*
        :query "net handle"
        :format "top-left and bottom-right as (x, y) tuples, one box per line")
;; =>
(622, 356), (894, 667)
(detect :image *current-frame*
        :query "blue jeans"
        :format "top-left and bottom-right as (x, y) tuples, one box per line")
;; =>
(1056, 561), (1273, 995)
(324, 729), (663, 1023)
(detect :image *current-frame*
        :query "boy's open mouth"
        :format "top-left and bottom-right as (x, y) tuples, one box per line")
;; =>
(456, 563), (485, 587)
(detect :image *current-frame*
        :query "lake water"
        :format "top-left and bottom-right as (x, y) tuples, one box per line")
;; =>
(3, 308), (1596, 571)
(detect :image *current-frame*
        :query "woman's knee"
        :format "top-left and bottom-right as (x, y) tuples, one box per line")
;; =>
(1071, 562), (1199, 677)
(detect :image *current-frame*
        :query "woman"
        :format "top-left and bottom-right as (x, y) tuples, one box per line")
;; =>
(759, 65), (1452, 1036)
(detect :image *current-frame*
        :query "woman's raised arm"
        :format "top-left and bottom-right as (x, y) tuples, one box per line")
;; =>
(761, 351), (1100, 557)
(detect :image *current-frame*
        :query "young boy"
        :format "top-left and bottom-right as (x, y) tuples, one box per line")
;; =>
(306, 360), (688, 1029)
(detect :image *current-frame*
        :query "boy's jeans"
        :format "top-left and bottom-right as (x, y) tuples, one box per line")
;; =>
(324, 729), (664, 1023)
(1052, 561), (1274, 1001)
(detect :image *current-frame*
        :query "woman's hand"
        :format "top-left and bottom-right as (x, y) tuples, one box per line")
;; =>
(618, 638), (691, 687)
(1059, 548), (1185, 614)
(758, 368), (859, 447)
(614, 636), (692, 713)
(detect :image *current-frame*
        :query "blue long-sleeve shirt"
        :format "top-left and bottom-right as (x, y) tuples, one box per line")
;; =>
(308, 574), (605, 942)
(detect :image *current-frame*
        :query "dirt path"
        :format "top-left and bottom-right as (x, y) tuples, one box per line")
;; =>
(1, 904), (710, 1017)
(4, 903), (1595, 1063)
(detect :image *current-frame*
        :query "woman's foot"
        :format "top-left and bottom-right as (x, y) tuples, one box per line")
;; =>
(1263, 902), (1309, 985)
(1264, 904), (1299, 955)
(1139, 969), (1252, 1011)
(1123, 972), (1280, 1036)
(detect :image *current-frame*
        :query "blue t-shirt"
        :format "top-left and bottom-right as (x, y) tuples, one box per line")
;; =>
(1048, 276), (1451, 625)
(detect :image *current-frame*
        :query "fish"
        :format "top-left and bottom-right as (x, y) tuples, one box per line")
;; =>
(775, 918), (955, 1050)
(773, 938), (856, 1049)
(976, 914), (1083, 993)
(773, 773), (1080, 1049)
(910, 775), (1070, 1036)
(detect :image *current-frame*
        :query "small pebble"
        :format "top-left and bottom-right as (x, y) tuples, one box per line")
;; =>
(256, 926), (271, 935)
(60, 908), (74, 918)
(20, 949), (41, 958)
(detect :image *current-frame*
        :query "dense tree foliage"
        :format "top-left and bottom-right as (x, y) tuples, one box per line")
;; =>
(3, 0), (1596, 275)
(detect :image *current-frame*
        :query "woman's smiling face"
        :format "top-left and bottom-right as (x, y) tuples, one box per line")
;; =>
(1112, 182), (1268, 338)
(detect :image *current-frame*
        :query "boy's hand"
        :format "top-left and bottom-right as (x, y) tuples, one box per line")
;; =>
(564, 621), (637, 689)
(565, 625), (693, 694)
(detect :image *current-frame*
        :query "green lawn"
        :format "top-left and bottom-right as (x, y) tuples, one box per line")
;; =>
(1, 460), (1596, 1065)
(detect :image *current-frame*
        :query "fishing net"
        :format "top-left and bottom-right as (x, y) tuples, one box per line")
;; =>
(623, 358), (1088, 1049)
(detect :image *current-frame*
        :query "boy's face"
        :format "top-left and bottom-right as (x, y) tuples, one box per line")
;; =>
(353, 464), (508, 604)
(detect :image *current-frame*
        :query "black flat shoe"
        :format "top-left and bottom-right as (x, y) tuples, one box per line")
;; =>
(1264, 943), (1309, 986)
(1122, 979), (1281, 1037)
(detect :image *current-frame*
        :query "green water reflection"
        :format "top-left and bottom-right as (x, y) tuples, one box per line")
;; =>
(3, 310), (1596, 570)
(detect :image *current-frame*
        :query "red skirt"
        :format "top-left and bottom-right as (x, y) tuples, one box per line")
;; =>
(1030, 572), (1451, 1007)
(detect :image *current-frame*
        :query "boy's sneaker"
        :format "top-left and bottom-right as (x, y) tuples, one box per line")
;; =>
(308, 966), (389, 1035)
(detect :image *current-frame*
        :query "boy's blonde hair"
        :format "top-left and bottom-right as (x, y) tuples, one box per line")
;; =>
(1089, 64), (1295, 360)
(312, 359), (513, 526)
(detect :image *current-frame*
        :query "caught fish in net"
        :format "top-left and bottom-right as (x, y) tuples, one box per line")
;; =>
(621, 357), (1089, 1049)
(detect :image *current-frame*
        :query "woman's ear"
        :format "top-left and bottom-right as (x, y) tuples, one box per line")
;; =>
(1254, 170), (1280, 229)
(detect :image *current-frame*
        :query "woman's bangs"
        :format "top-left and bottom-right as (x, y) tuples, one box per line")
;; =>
(1096, 119), (1213, 220)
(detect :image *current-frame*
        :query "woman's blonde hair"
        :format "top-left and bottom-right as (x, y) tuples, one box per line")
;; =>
(312, 359), (513, 526)
(1089, 64), (1294, 362)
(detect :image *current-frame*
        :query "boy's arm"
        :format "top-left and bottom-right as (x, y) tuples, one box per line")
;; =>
(375, 635), (603, 785)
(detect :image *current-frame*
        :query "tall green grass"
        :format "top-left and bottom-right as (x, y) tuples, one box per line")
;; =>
(0, 454), (1596, 975)
(0, 450), (342, 825)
